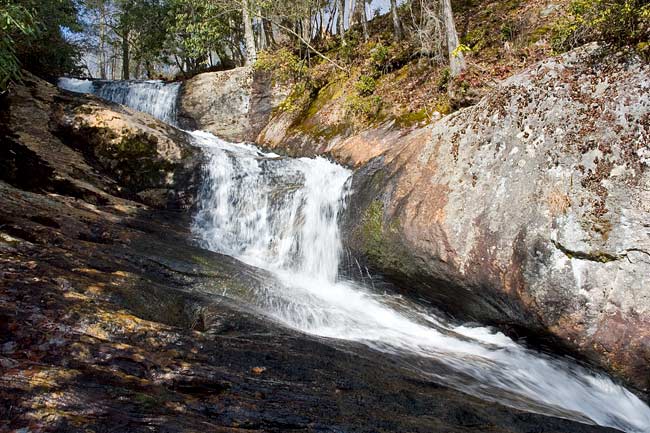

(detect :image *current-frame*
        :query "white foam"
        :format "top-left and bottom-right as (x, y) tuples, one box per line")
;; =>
(58, 77), (94, 94)
(57, 78), (180, 125)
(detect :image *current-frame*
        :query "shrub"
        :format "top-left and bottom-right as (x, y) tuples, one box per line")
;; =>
(339, 43), (355, 64)
(552, 0), (650, 52)
(355, 75), (377, 96)
(12, 0), (84, 81)
(0, 2), (36, 90)
(255, 48), (307, 84)
(278, 82), (309, 113)
(370, 42), (390, 74)
(501, 22), (516, 41)
(346, 94), (382, 120)
(437, 67), (451, 91)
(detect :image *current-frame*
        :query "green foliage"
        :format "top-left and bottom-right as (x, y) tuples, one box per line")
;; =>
(461, 27), (488, 51)
(346, 94), (382, 120)
(278, 81), (309, 113)
(164, 0), (236, 75)
(500, 22), (516, 41)
(370, 42), (390, 74)
(437, 67), (451, 91)
(552, 0), (650, 51)
(355, 74), (376, 96)
(255, 48), (307, 84)
(128, 0), (170, 73)
(367, 41), (410, 77)
(394, 108), (428, 127)
(451, 43), (471, 58)
(13, 0), (83, 79)
(0, 1), (36, 89)
(338, 43), (355, 63)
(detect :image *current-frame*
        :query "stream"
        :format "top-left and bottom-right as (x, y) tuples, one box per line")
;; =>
(59, 76), (650, 433)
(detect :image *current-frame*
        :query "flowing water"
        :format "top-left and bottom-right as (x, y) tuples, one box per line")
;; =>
(58, 77), (181, 125)
(59, 77), (650, 433)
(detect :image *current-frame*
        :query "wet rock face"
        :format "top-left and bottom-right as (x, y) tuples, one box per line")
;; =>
(343, 44), (650, 391)
(177, 67), (277, 142)
(1, 72), (203, 210)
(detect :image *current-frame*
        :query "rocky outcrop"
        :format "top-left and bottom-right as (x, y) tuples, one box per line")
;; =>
(1, 74), (615, 432)
(260, 45), (650, 392)
(177, 67), (280, 142)
(2, 72), (203, 209)
(343, 45), (650, 391)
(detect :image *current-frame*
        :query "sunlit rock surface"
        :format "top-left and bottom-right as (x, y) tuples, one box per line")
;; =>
(256, 44), (650, 391)
(177, 67), (279, 142)
(339, 44), (650, 391)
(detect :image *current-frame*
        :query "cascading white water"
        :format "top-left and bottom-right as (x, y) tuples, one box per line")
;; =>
(57, 77), (94, 94)
(191, 130), (348, 282)
(56, 78), (650, 433)
(58, 77), (180, 125)
(191, 130), (650, 433)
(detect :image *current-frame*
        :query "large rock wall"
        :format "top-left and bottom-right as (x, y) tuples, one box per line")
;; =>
(177, 67), (280, 142)
(343, 45), (650, 390)
(141, 45), (650, 391)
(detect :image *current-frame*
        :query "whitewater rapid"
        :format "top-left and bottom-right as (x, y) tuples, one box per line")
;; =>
(58, 77), (180, 125)
(58, 77), (650, 433)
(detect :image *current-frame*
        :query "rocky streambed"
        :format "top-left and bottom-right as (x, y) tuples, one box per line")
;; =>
(0, 66), (645, 433)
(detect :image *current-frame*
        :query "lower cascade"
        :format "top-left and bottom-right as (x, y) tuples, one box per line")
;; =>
(190, 131), (650, 433)
(59, 79), (650, 433)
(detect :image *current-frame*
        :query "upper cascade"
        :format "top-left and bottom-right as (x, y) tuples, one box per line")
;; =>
(191, 129), (351, 283)
(58, 77), (181, 125)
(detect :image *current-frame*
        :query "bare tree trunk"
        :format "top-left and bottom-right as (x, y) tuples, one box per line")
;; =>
(263, 18), (274, 46)
(242, 0), (257, 65)
(337, 0), (346, 45)
(111, 55), (117, 80)
(354, 0), (369, 41)
(317, 9), (325, 39)
(122, 29), (130, 80)
(441, 0), (465, 77)
(257, 9), (266, 50)
(145, 60), (153, 79)
(390, 0), (403, 41)
(173, 54), (184, 76)
(347, 0), (354, 28)
(326, 2), (335, 36)
(99, 5), (107, 79)
(301, 16), (310, 42)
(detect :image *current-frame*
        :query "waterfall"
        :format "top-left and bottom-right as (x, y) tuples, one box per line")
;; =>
(58, 78), (650, 433)
(58, 77), (180, 125)
(191, 130), (650, 433)
(191, 130), (349, 282)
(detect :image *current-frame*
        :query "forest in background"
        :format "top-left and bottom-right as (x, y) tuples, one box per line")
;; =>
(1, 0), (648, 107)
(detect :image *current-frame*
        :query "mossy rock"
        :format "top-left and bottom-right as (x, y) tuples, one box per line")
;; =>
(394, 109), (429, 128)
(357, 199), (415, 275)
(111, 134), (159, 159)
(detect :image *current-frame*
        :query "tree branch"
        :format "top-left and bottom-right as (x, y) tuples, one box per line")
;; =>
(254, 12), (349, 74)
